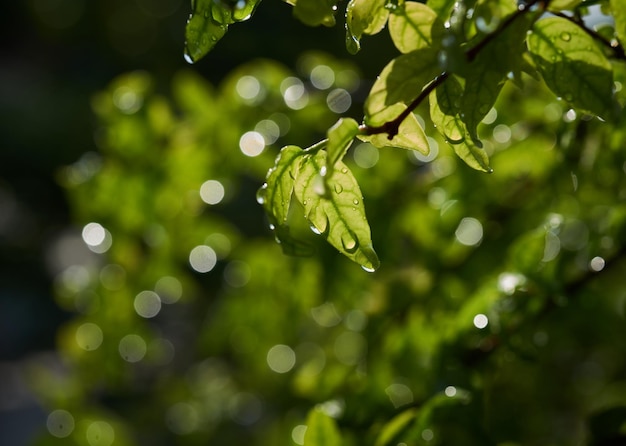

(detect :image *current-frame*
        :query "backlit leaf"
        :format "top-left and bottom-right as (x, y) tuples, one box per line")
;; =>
(430, 75), (491, 172)
(184, 1), (228, 63)
(360, 106), (430, 154)
(345, 0), (390, 54)
(260, 145), (304, 226)
(327, 118), (359, 168)
(528, 17), (615, 118)
(294, 150), (380, 271)
(303, 408), (342, 446)
(293, 0), (338, 27)
(388, 2), (444, 53)
(365, 48), (440, 126)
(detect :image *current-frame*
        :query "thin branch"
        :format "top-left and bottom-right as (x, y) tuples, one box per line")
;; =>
(358, 72), (449, 140)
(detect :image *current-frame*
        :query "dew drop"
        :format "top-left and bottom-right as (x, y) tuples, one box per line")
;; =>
(560, 32), (571, 42)
(183, 50), (195, 64)
(353, 199), (359, 205)
(341, 231), (358, 253)
(256, 183), (267, 205)
(334, 184), (343, 194)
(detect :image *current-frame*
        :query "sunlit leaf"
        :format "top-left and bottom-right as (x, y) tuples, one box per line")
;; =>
(461, 6), (535, 142)
(528, 17), (615, 118)
(611, 0), (626, 48)
(303, 408), (342, 446)
(360, 106), (430, 154)
(548, 0), (583, 10)
(365, 48), (440, 126)
(293, 0), (338, 27)
(375, 408), (417, 446)
(430, 75), (491, 172)
(260, 145), (304, 225)
(427, 0), (457, 16)
(345, 0), (390, 54)
(184, 3), (228, 63)
(388, 2), (444, 53)
(327, 118), (359, 168)
(294, 150), (380, 271)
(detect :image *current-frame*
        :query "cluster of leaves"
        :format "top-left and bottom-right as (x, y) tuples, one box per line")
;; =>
(187, 0), (626, 272)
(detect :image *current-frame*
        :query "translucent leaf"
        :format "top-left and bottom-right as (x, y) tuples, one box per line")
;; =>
(303, 408), (342, 446)
(611, 0), (626, 48)
(184, 4), (228, 63)
(294, 150), (380, 271)
(388, 2), (444, 53)
(360, 106), (430, 154)
(260, 145), (304, 226)
(293, 0), (338, 27)
(345, 0), (390, 54)
(184, 0), (262, 62)
(461, 7), (534, 142)
(326, 118), (359, 168)
(528, 17), (615, 119)
(374, 408), (417, 446)
(365, 48), (440, 126)
(548, 0), (583, 10)
(427, 0), (457, 16)
(430, 75), (491, 172)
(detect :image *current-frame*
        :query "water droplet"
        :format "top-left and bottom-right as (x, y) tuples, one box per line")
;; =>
(341, 231), (358, 253)
(256, 183), (267, 205)
(183, 49), (195, 64)
(334, 184), (343, 194)
(345, 33), (360, 55)
(341, 167), (348, 174)
(560, 32), (571, 42)
(353, 199), (359, 205)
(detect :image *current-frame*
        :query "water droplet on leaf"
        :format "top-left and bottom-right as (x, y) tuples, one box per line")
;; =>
(341, 231), (358, 253)
(560, 32), (571, 42)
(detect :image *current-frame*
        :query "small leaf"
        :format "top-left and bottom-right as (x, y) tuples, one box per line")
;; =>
(303, 408), (342, 446)
(528, 17), (615, 119)
(365, 48), (440, 126)
(261, 145), (304, 225)
(430, 75), (492, 172)
(293, 0), (338, 27)
(388, 2), (444, 53)
(375, 408), (417, 446)
(360, 106), (430, 154)
(294, 151), (380, 271)
(184, 1), (228, 63)
(345, 0), (390, 54)
(611, 0), (626, 48)
(327, 118), (359, 168)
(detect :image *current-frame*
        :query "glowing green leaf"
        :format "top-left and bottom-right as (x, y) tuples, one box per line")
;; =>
(345, 0), (390, 54)
(528, 17), (615, 118)
(327, 118), (359, 168)
(303, 408), (342, 446)
(374, 409), (417, 446)
(430, 75), (491, 172)
(388, 2), (444, 53)
(548, 0), (583, 10)
(293, 0), (338, 27)
(365, 48), (440, 126)
(360, 105), (430, 154)
(427, 0), (456, 16)
(294, 150), (380, 271)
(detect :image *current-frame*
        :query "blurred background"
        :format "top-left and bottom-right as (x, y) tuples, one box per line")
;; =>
(2, 1), (626, 445)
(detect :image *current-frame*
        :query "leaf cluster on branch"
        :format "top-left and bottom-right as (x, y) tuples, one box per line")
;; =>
(185, 0), (626, 271)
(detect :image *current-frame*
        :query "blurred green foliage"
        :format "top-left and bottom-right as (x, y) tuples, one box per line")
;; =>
(16, 0), (626, 445)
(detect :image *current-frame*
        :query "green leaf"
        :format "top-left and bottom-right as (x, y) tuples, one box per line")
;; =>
(345, 0), (390, 54)
(259, 145), (304, 226)
(360, 106), (430, 154)
(611, 0), (626, 48)
(294, 150), (380, 271)
(388, 2), (444, 53)
(548, 0), (583, 10)
(461, 6), (535, 142)
(430, 75), (491, 172)
(326, 118), (359, 168)
(365, 48), (441, 126)
(427, 0), (457, 16)
(184, 1), (228, 63)
(375, 408), (417, 446)
(258, 145), (315, 257)
(293, 0), (338, 27)
(528, 17), (615, 119)
(303, 408), (342, 446)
